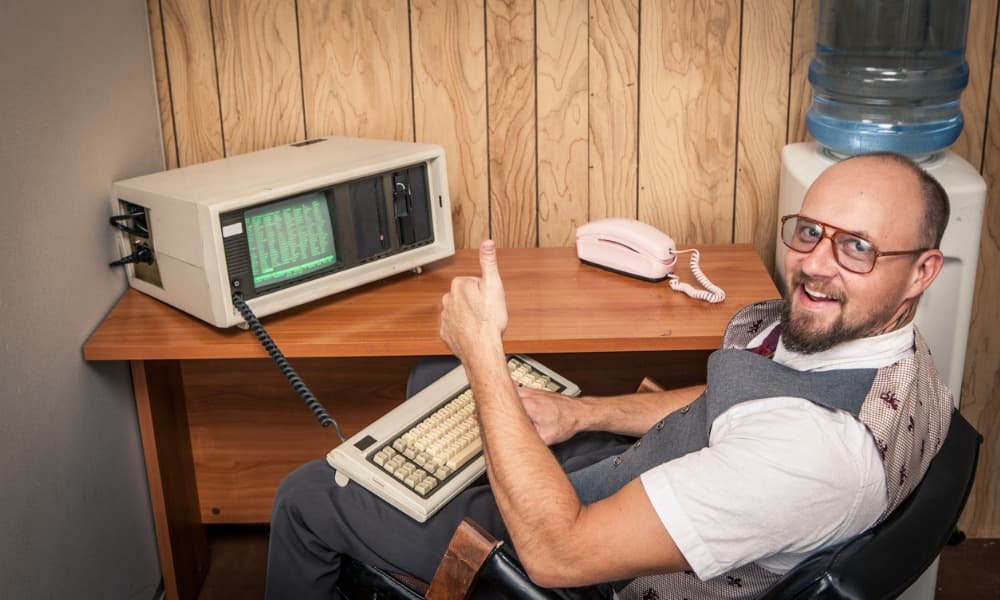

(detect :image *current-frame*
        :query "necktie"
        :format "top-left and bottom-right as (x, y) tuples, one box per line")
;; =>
(748, 325), (781, 358)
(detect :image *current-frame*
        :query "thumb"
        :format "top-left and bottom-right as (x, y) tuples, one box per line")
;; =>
(479, 239), (501, 287)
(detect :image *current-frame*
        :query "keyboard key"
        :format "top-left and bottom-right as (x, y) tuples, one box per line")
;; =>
(445, 436), (483, 470)
(415, 478), (437, 495)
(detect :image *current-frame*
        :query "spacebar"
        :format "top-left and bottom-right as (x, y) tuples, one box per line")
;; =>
(445, 438), (483, 470)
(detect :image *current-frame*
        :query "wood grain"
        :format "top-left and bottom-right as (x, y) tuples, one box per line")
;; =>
(146, 0), (178, 169)
(957, 16), (1000, 537)
(537, 0), (589, 247)
(638, 0), (740, 244)
(951, 0), (998, 169)
(297, 0), (413, 141)
(486, 0), (537, 248)
(411, 0), (490, 249)
(83, 246), (778, 361)
(160, 0), (224, 166)
(185, 357), (415, 523)
(734, 0), (794, 275)
(212, 0), (304, 156)
(787, 0), (815, 145)
(588, 0), (639, 220)
(133, 361), (208, 599)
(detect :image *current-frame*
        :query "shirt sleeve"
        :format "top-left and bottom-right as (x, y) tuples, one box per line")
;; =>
(639, 397), (887, 579)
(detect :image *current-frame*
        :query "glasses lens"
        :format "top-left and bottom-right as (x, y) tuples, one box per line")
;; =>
(782, 217), (822, 252)
(833, 233), (876, 273)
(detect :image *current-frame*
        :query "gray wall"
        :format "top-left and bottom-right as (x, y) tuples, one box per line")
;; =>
(0, 1), (164, 597)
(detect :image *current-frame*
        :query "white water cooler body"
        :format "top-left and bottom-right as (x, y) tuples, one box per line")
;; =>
(776, 141), (985, 598)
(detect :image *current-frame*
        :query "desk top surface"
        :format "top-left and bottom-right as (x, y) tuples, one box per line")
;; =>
(83, 245), (779, 361)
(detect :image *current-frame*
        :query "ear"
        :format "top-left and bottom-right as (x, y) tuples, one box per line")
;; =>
(903, 249), (945, 301)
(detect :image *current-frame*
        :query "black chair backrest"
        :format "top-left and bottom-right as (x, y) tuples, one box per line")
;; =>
(756, 409), (982, 600)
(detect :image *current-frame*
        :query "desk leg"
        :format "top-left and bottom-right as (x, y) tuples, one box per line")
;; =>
(132, 360), (209, 600)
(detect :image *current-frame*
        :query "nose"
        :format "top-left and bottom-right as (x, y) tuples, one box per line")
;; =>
(797, 236), (840, 278)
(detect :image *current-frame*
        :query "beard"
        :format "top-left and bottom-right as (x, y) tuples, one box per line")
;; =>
(780, 272), (900, 354)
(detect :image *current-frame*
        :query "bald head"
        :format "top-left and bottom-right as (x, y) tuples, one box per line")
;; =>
(836, 153), (950, 249)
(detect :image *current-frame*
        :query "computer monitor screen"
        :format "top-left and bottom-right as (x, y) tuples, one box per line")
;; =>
(244, 192), (338, 289)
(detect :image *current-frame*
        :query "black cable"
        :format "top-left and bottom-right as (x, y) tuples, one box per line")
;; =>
(109, 245), (154, 267)
(109, 212), (149, 237)
(232, 293), (345, 441)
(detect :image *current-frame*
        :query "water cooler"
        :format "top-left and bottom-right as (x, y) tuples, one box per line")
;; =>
(776, 1), (985, 597)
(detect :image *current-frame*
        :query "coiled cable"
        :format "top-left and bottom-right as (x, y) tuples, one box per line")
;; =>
(232, 293), (345, 441)
(667, 249), (726, 304)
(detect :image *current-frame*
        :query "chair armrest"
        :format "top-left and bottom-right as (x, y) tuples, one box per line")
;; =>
(426, 518), (503, 600)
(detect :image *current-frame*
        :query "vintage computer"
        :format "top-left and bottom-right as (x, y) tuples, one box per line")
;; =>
(109, 135), (455, 329)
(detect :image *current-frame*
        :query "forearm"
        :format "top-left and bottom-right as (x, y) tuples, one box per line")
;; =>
(469, 347), (692, 586)
(574, 384), (705, 438)
(462, 338), (587, 575)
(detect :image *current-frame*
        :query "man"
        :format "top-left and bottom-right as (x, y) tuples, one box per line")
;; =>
(266, 152), (953, 599)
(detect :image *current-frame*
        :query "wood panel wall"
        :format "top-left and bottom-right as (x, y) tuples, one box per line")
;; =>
(146, 0), (999, 537)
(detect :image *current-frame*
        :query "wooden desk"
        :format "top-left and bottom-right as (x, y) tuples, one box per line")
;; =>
(84, 245), (777, 599)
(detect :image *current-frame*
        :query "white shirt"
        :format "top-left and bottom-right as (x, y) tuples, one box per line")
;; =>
(639, 323), (914, 579)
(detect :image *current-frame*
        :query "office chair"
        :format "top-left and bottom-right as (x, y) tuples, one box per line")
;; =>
(336, 368), (982, 599)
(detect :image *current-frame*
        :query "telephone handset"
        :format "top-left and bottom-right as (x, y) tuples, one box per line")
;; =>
(575, 218), (726, 303)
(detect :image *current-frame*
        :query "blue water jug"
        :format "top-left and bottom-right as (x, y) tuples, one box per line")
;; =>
(806, 0), (970, 157)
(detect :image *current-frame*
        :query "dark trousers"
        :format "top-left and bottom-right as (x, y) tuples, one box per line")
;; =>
(265, 357), (630, 599)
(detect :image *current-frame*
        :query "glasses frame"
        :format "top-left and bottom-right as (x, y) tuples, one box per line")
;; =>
(779, 214), (934, 274)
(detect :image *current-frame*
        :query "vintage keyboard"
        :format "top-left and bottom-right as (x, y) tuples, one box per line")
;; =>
(327, 355), (580, 522)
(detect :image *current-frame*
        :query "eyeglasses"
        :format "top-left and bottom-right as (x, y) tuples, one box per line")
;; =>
(780, 214), (932, 274)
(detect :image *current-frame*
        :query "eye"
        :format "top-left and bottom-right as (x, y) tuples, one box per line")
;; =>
(840, 235), (875, 257)
(796, 222), (822, 242)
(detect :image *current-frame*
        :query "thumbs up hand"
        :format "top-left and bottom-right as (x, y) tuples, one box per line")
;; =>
(475, 239), (508, 331)
(440, 240), (509, 363)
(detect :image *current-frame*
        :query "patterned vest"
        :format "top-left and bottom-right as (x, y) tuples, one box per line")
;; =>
(566, 300), (952, 599)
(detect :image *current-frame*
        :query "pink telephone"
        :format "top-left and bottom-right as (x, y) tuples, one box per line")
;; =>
(576, 218), (726, 303)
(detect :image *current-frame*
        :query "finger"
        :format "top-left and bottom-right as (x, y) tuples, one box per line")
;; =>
(479, 240), (501, 288)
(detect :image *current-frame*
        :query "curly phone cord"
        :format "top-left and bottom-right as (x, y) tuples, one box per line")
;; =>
(668, 249), (727, 304)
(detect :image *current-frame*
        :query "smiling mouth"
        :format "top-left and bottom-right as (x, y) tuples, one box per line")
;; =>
(801, 283), (844, 304)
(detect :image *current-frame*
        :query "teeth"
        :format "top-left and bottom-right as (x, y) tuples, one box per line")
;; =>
(805, 286), (830, 300)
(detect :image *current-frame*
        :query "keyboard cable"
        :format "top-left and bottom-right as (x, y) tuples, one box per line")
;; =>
(232, 292), (345, 442)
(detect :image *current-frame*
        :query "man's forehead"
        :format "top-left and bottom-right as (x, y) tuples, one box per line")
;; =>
(803, 158), (923, 242)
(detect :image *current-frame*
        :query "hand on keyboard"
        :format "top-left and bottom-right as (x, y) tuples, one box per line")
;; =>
(517, 385), (584, 445)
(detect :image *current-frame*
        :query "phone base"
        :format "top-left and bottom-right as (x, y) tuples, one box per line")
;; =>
(578, 258), (670, 283)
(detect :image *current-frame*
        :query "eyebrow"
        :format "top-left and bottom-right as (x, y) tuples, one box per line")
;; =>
(800, 214), (872, 241)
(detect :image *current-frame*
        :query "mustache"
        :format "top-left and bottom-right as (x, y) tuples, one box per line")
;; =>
(791, 272), (846, 302)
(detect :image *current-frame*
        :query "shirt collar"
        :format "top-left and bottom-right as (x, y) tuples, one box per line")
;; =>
(772, 323), (915, 372)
